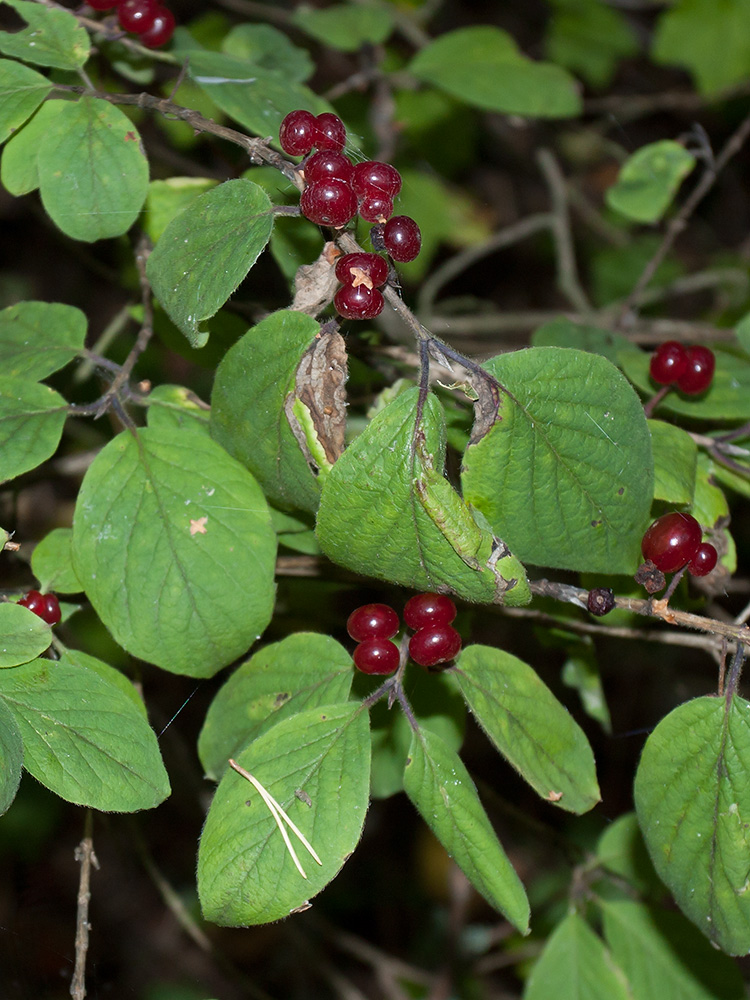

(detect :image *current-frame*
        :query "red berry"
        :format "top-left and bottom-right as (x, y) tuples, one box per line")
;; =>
(358, 194), (394, 223)
(335, 252), (388, 289)
(641, 512), (702, 573)
(649, 341), (688, 385)
(311, 113), (346, 152)
(140, 6), (175, 47)
(382, 216), (421, 262)
(347, 603), (399, 641)
(118, 0), (158, 33)
(676, 346), (715, 395)
(351, 161), (402, 199)
(334, 284), (384, 320)
(688, 542), (718, 577)
(279, 109), (316, 157)
(300, 181), (357, 227)
(353, 638), (400, 675)
(409, 625), (462, 668)
(18, 590), (61, 625)
(304, 150), (354, 185)
(88, 0), (121, 9)
(404, 592), (457, 629)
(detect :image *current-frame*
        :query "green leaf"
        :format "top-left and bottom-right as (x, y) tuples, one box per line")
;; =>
(561, 645), (612, 733)
(0, 655), (170, 811)
(62, 648), (147, 720)
(0, 0), (90, 70)
(143, 177), (219, 244)
(600, 898), (745, 998)
(409, 26), (581, 118)
(590, 234), (683, 308)
(404, 727), (529, 932)
(222, 23), (314, 80)
(0, 376), (66, 484)
(198, 703), (370, 925)
(605, 141), (696, 224)
(619, 346), (750, 421)
(0, 696), (22, 816)
(0, 58), (51, 145)
(524, 911), (630, 1000)
(210, 310), (332, 514)
(531, 317), (632, 366)
(0, 300), (86, 379)
(454, 645), (600, 813)
(291, 3), (394, 51)
(461, 348), (653, 574)
(316, 388), (530, 605)
(71, 424), (276, 678)
(649, 420), (697, 504)
(545, 0), (639, 89)
(634, 694), (750, 954)
(736, 312), (750, 355)
(198, 634), (354, 781)
(36, 97), (149, 242)
(144, 384), (211, 435)
(0, 97), (60, 195)
(595, 812), (663, 897)
(31, 528), (81, 594)
(0, 603), (51, 668)
(652, 0), (750, 96)
(146, 178), (273, 348)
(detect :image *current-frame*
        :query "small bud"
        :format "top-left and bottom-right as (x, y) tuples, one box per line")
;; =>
(587, 587), (616, 617)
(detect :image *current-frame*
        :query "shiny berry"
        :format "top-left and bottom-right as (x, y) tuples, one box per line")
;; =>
(358, 194), (394, 223)
(688, 542), (718, 577)
(335, 252), (388, 289)
(649, 341), (688, 385)
(304, 150), (354, 185)
(676, 346), (715, 395)
(118, 0), (159, 33)
(409, 625), (462, 668)
(300, 181), (357, 227)
(404, 592), (457, 629)
(311, 113), (346, 152)
(383, 215), (421, 262)
(351, 161), (402, 199)
(353, 638), (400, 675)
(334, 283), (384, 320)
(140, 6), (175, 47)
(641, 512), (702, 573)
(587, 587), (615, 616)
(279, 110), (316, 156)
(18, 590), (61, 626)
(347, 603), (399, 641)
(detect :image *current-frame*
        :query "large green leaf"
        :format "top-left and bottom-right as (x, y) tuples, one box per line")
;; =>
(291, 3), (394, 51)
(634, 695), (750, 954)
(649, 420), (697, 504)
(606, 141), (696, 224)
(0, 376), (66, 484)
(198, 703), (370, 925)
(600, 899), (745, 998)
(0, 697), (22, 816)
(461, 347), (653, 574)
(0, 655), (170, 811)
(524, 911), (630, 1000)
(61, 648), (147, 720)
(0, 59), (51, 145)
(210, 310), (327, 514)
(0, 603), (52, 668)
(143, 176), (218, 244)
(409, 26), (581, 118)
(317, 388), (530, 605)
(0, 0), (90, 70)
(71, 424), (276, 677)
(454, 645), (600, 813)
(0, 97), (60, 196)
(404, 727), (529, 932)
(198, 633), (354, 781)
(146, 178), (273, 348)
(0, 301), (86, 379)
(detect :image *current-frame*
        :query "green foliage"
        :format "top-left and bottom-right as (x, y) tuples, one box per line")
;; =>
(0, 58), (51, 144)
(0, 0), (90, 69)
(545, 0), (639, 89)
(606, 140), (696, 223)
(291, 3), (394, 51)
(0, 301), (86, 379)
(0, 377), (67, 483)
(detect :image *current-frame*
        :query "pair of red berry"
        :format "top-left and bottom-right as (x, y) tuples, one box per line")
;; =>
(333, 252), (389, 321)
(17, 589), (61, 625)
(347, 593), (462, 674)
(649, 341), (715, 395)
(87, 0), (176, 49)
(641, 512), (717, 577)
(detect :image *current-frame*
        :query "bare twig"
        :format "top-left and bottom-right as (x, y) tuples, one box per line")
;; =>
(70, 811), (98, 1000)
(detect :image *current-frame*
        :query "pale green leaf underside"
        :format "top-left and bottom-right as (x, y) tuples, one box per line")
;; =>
(0, 376), (66, 484)
(0, 300), (86, 380)
(0, 697), (22, 815)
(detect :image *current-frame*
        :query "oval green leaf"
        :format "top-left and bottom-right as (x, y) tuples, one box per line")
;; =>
(606, 140), (696, 223)
(0, 696), (22, 816)
(649, 419), (697, 504)
(0, 300), (86, 379)
(0, 58), (51, 145)
(0, 0), (90, 70)
(71, 424), (276, 677)
(222, 23), (314, 81)
(0, 98), (61, 195)
(198, 702), (370, 925)
(454, 644), (600, 814)
(31, 527), (82, 594)
(146, 178), (273, 348)
(0, 376), (66, 484)
(0, 603), (51, 668)
(291, 3), (394, 51)
(461, 347), (653, 574)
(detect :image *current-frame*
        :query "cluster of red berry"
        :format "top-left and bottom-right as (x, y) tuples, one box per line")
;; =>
(17, 589), (61, 625)
(333, 252), (388, 320)
(87, 0), (176, 49)
(346, 593), (462, 675)
(641, 511), (717, 577)
(649, 341), (715, 395)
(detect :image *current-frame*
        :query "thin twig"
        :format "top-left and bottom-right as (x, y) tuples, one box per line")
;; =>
(70, 811), (98, 1000)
